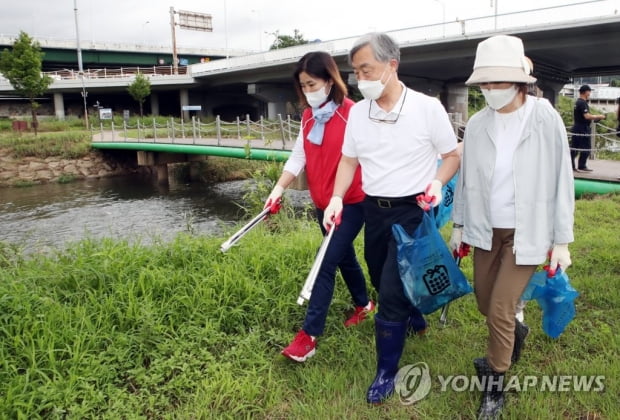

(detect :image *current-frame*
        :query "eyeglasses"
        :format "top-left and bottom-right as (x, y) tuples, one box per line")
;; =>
(367, 88), (407, 124)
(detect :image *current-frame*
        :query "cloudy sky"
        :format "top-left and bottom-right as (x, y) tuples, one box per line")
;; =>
(1, 0), (617, 53)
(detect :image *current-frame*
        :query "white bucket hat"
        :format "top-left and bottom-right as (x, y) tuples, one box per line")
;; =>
(465, 35), (537, 85)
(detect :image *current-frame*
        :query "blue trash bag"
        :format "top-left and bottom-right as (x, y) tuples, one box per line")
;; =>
(435, 163), (458, 229)
(392, 211), (473, 315)
(521, 268), (579, 339)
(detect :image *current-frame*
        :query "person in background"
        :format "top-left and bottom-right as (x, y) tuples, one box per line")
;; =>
(451, 35), (574, 419)
(323, 32), (460, 404)
(265, 51), (374, 363)
(571, 84), (606, 172)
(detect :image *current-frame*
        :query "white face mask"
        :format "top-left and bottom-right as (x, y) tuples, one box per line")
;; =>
(358, 68), (392, 100)
(304, 84), (331, 108)
(481, 85), (518, 110)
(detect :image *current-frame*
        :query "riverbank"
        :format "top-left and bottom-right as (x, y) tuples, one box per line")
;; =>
(0, 145), (268, 188)
(0, 148), (148, 187)
(0, 194), (618, 418)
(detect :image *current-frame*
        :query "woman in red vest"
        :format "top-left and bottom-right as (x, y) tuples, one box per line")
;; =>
(264, 51), (374, 362)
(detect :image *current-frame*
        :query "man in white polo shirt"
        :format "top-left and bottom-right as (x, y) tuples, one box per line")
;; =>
(323, 32), (460, 404)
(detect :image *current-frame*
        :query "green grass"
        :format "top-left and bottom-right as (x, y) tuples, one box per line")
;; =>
(0, 194), (618, 419)
(0, 131), (91, 159)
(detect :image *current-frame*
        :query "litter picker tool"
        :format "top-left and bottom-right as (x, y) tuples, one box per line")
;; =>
(220, 199), (281, 252)
(297, 224), (336, 305)
(439, 243), (470, 326)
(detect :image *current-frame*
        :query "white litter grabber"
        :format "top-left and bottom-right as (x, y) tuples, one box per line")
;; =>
(297, 225), (336, 305)
(220, 198), (282, 252)
(220, 207), (270, 252)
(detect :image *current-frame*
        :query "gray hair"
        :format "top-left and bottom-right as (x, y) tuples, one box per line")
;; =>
(349, 32), (401, 64)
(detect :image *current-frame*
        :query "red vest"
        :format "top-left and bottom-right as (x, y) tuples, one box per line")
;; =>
(302, 98), (365, 210)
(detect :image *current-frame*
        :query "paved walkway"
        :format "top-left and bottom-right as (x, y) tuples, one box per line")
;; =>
(573, 158), (620, 182)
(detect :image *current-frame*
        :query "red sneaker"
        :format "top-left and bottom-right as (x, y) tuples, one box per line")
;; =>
(281, 330), (316, 362)
(344, 300), (376, 327)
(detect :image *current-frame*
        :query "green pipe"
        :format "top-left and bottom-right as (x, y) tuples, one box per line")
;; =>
(91, 142), (291, 162)
(574, 178), (620, 198)
(92, 142), (620, 198)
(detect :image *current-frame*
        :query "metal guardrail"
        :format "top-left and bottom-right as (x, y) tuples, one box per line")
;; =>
(90, 113), (620, 156)
(92, 113), (469, 147)
(91, 114), (301, 148)
(45, 65), (188, 81)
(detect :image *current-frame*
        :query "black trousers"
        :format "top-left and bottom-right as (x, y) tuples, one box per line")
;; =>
(362, 195), (424, 321)
(571, 127), (591, 169)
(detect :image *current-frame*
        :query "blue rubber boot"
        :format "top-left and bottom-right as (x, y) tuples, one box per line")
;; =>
(366, 315), (408, 404)
(407, 306), (427, 336)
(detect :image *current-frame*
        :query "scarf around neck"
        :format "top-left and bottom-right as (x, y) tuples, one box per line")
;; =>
(307, 100), (339, 145)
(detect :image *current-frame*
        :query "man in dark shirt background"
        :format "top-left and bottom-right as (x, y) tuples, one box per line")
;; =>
(571, 85), (606, 172)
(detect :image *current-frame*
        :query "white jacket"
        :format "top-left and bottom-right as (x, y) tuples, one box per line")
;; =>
(453, 97), (574, 265)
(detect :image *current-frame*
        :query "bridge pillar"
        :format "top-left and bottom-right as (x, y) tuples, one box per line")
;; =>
(247, 83), (294, 119)
(53, 93), (65, 120)
(188, 155), (206, 181)
(137, 151), (207, 184)
(444, 84), (468, 124)
(150, 92), (160, 116)
(267, 102), (288, 120)
(180, 89), (189, 120)
(156, 164), (169, 184)
(537, 80), (566, 106)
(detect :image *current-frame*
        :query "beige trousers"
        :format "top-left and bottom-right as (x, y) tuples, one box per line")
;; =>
(473, 228), (537, 372)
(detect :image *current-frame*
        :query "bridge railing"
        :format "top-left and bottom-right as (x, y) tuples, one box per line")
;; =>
(91, 115), (302, 148)
(45, 65), (188, 80)
(90, 114), (620, 158)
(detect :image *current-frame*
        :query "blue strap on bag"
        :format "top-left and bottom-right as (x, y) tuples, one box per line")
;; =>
(521, 268), (579, 339)
(392, 211), (473, 315)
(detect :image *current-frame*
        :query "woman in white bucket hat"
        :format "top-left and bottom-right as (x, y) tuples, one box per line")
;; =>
(450, 35), (575, 419)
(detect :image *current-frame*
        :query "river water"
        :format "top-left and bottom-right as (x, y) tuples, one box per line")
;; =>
(0, 176), (310, 254)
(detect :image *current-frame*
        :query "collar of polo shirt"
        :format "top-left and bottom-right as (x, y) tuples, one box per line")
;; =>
(369, 82), (408, 121)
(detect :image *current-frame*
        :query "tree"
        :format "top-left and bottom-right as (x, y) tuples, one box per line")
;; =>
(467, 87), (486, 118)
(269, 29), (308, 50)
(0, 31), (52, 134)
(127, 72), (151, 117)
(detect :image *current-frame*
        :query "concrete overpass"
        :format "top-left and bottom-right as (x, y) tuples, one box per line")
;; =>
(188, 13), (620, 120)
(1, 10), (619, 122)
(0, 37), (247, 70)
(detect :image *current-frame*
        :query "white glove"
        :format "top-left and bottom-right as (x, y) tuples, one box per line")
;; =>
(417, 179), (443, 210)
(449, 226), (463, 253)
(549, 243), (571, 272)
(264, 185), (284, 210)
(322, 196), (343, 230)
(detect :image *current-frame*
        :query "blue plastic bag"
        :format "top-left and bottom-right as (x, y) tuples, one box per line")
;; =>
(393, 211), (473, 315)
(521, 269), (579, 339)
